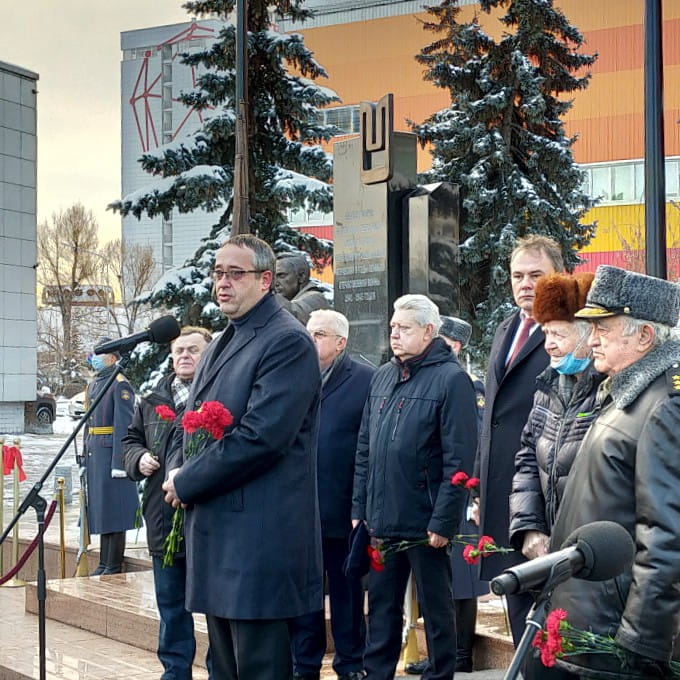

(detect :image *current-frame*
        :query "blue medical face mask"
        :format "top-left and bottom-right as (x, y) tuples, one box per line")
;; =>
(554, 352), (591, 375)
(90, 355), (107, 373)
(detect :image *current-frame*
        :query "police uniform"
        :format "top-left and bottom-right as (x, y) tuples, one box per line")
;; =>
(83, 365), (138, 574)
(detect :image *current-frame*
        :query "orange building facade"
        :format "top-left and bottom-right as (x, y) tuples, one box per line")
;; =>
(285, 0), (680, 280)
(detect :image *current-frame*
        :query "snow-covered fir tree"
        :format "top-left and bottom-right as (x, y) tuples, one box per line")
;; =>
(110, 0), (337, 386)
(413, 0), (597, 360)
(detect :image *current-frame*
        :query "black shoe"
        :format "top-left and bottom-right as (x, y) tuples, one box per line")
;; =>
(91, 563), (106, 576)
(404, 658), (429, 675)
(455, 657), (473, 673)
(337, 673), (365, 680)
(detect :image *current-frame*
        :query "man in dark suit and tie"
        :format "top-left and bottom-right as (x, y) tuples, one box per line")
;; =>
(476, 235), (563, 647)
(163, 234), (323, 680)
(290, 309), (374, 680)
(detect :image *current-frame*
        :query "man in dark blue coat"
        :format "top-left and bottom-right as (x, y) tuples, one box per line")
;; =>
(353, 294), (478, 680)
(163, 234), (323, 680)
(475, 235), (563, 649)
(82, 343), (138, 575)
(290, 309), (374, 680)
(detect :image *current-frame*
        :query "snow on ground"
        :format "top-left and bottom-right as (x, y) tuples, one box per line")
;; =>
(1, 406), (146, 550)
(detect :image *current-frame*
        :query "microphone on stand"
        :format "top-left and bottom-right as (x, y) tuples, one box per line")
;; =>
(491, 520), (635, 596)
(94, 316), (181, 355)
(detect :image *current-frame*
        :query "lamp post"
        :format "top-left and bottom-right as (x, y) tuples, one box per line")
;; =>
(644, 0), (667, 279)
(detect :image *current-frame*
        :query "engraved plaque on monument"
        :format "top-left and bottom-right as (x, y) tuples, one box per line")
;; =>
(333, 94), (417, 366)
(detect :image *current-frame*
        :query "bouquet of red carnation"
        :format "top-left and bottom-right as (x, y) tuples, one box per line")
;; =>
(163, 400), (233, 567)
(451, 470), (480, 496)
(533, 609), (680, 675)
(134, 404), (177, 530)
(459, 534), (513, 565)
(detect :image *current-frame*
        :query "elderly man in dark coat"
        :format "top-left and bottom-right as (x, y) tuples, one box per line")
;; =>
(123, 326), (212, 679)
(82, 343), (138, 575)
(353, 294), (478, 680)
(543, 266), (680, 679)
(163, 234), (323, 680)
(289, 309), (373, 680)
(475, 235), (563, 648)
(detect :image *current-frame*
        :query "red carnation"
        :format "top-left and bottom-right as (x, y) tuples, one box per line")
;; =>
(366, 545), (385, 572)
(155, 404), (177, 422)
(181, 409), (205, 434)
(463, 544), (480, 565)
(451, 471), (470, 486)
(477, 535), (497, 555)
(465, 477), (480, 491)
(546, 609), (568, 635)
(198, 400), (234, 440)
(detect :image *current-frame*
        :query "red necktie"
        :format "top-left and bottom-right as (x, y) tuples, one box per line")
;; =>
(507, 318), (535, 367)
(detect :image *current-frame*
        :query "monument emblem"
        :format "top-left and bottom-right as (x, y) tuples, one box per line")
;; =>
(334, 93), (460, 366)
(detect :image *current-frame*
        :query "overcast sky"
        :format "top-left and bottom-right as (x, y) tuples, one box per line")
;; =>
(4, 1), (192, 243)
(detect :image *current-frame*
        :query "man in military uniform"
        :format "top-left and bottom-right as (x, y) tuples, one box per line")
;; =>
(544, 266), (680, 679)
(82, 340), (138, 575)
(274, 253), (329, 325)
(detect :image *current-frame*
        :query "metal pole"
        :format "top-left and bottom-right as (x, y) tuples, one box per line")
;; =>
(232, 0), (251, 234)
(644, 0), (667, 279)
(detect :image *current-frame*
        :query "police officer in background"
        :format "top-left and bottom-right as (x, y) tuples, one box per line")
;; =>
(82, 340), (138, 575)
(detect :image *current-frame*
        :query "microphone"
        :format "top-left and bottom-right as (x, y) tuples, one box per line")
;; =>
(490, 521), (634, 596)
(94, 316), (181, 355)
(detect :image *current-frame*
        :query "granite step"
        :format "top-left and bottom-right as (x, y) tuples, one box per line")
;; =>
(24, 571), (210, 667)
(0, 585), (209, 679)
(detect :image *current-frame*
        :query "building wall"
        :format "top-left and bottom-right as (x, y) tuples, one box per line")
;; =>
(120, 20), (226, 272)
(288, 0), (680, 277)
(0, 60), (38, 433)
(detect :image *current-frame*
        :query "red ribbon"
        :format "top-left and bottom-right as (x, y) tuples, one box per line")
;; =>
(3, 445), (26, 482)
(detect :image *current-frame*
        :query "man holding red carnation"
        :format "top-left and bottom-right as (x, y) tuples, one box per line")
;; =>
(352, 294), (478, 680)
(123, 325), (212, 679)
(162, 235), (323, 680)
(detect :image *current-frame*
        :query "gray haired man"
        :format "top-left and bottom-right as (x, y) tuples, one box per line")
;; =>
(546, 265), (680, 679)
(352, 295), (478, 680)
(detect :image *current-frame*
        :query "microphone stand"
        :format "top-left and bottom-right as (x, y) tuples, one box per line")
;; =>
(0, 352), (132, 680)
(501, 556), (574, 680)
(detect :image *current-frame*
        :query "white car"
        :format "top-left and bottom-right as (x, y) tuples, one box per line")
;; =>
(68, 391), (86, 420)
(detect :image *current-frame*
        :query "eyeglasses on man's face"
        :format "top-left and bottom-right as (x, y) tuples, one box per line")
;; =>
(211, 268), (264, 282)
(310, 330), (341, 341)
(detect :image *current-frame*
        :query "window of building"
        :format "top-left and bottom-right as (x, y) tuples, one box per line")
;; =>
(666, 160), (679, 198)
(591, 166), (611, 202)
(316, 105), (360, 136)
(578, 157), (680, 204)
(611, 164), (634, 202)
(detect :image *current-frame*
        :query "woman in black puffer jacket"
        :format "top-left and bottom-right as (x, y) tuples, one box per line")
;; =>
(508, 272), (605, 559)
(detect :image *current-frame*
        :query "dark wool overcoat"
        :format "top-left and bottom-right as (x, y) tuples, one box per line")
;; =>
(476, 310), (550, 580)
(318, 352), (374, 539)
(172, 292), (323, 620)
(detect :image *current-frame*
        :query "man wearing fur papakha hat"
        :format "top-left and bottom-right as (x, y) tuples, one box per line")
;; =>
(542, 265), (680, 679)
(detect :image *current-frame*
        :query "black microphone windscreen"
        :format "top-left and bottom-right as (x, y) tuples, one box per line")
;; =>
(148, 316), (181, 344)
(561, 520), (634, 582)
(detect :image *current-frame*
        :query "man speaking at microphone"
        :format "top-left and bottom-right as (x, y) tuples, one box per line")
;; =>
(543, 266), (680, 679)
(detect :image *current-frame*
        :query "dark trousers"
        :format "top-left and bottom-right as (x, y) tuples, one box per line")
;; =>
(289, 537), (365, 675)
(364, 544), (455, 680)
(206, 616), (292, 680)
(454, 598), (477, 664)
(152, 556), (197, 679)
